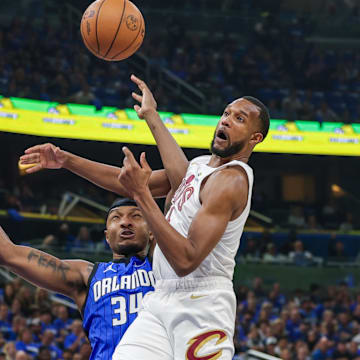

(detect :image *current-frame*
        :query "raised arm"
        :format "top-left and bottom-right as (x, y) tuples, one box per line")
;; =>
(0, 226), (92, 307)
(118, 148), (249, 277)
(19, 143), (170, 198)
(131, 75), (189, 191)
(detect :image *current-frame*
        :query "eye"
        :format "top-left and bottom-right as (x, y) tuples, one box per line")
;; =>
(237, 116), (244, 122)
(133, 213), (142, 219)
(224, 111), (229, 116)
(111, 215), (119, 221)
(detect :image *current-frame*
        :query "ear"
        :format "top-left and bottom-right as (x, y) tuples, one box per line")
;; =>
(148, 231), (154, 244)
(104, 230), (110, 245)
(250, 132), (264, 145)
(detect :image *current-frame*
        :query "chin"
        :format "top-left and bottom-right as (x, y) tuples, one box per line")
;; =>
(116, 243), (143, 256)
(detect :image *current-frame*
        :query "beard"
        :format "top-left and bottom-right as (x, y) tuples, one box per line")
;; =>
(210, 134), (246, 158)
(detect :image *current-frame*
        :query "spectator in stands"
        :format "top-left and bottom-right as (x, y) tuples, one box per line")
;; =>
(289, 240), (314, 266)
(282, 90), (303, 121)
(35, 289), (51, 311)
(61, 350), (72, 360)
(53, 305), (72, 333)
(14, 351), (28, 360)
(69, 82), (95, 105)
(311, 337), (332, 360)
(72, 226), (94, 251)
(339, 212), (355, 232)
(243, 238), (261, 260)
(64, 320), (86, 353)
(288, 206), (307, 229)
(267, 99), (283, 119)
(39, 330), (61, 360)
(328, 241), (347, 261)
(10, 298), (22, 320)
(0, 304), (12, 340)
(263, 243), (287, 264)
(36, 347), (51, 360)
(15, 328), (39, 358)
(10, 316), (26, 342)
(56, 223), (75, 249)
(316, 101), (339, 124)
(307, 214), (322, 231)
(4, 342), (16, 360)
(264, 337), (277, 356)
(296, 344), (311, 360)
(3, 283), (14, 307)
(300, 90), (315, 121)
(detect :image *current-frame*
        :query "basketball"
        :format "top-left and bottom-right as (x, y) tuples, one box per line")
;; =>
(80, 0), (145, 61)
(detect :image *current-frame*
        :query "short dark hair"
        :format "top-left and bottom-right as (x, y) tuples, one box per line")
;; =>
(243, 96), (270, 140)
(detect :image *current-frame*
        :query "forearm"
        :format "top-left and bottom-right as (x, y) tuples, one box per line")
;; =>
(2, 246), (72, 294)
(134, 189), (195, 276)
(0, 228), (75, 296)
(144, 109), (188, 190)
(63, 152), (130, 196)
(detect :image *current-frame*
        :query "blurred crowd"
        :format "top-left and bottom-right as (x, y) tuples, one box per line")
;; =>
(0, 278), (89, 360)
(0, 9), (360, 121)
(2, 275), (360, 360)
(234, 279), (360, 360)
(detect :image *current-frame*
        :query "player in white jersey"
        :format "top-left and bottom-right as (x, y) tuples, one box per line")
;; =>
(113, 76), (270, 360)
(20, 74), (269, 359)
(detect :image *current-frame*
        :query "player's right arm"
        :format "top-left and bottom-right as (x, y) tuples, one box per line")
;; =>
(0, 226), (92, 305)
(19, 143), (170, 198)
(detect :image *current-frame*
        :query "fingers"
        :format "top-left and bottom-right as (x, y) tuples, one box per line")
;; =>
(132, 92), (142, 103)
(133, 105), (144, 119)
(24, 144), (45, 154)
(130, 74), (148, 92)
(25, 164), (43, 174)
(19, 153), (40, 164)
(140, 152), (152, 171)
(122, 147), (139, 168)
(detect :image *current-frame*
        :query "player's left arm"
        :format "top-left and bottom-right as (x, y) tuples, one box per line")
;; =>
(131, 75), (189, 191)
(118, 148), (248, 276)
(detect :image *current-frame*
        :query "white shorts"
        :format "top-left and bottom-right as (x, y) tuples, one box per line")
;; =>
(112, 277), (236, 360)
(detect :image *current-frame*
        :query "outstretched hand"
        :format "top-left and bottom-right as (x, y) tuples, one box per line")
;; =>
(131, 74), (157, 119)
(118, 147), (152, 198)
(19, 143), (67, 174)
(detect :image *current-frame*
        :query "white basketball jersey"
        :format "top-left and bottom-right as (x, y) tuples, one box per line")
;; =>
(153, 155), (254, 282)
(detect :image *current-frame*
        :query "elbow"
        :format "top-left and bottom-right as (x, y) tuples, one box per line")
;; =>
(173, 260), (197, 278)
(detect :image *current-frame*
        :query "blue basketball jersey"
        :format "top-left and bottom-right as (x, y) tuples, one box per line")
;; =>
(82, 256), (154, 360)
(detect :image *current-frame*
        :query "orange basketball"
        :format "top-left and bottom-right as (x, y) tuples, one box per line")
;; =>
(80, 0), (145, 61)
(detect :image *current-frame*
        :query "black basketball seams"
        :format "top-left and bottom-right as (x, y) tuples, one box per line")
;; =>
(103, 0), (127, 58)
(95, 0), (108, 54)
(111, 13), (143, 59)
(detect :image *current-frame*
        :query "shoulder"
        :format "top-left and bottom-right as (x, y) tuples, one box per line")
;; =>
(189, 155), (211, 166)
(201, 166), (249, 213)
(206, 165), (249, 195)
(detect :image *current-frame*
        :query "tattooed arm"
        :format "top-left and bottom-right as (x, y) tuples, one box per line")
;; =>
(0, 227), (93, 305)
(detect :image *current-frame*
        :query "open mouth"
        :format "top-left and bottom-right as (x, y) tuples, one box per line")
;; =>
(216, 129), (228, 141)
(120, 230), (135, 239)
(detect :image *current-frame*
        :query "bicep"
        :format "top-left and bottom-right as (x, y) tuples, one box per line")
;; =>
(7, 246), (89, 298)
(187, 169), (249, 270)
(187, 203), (232, 265)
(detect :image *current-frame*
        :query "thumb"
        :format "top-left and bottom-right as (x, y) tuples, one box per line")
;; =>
(140, 152), (151, 171)
(134, 105), (144, 119)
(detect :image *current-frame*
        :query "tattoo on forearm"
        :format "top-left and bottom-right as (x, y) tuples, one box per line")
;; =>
(27, 250), (70, 280)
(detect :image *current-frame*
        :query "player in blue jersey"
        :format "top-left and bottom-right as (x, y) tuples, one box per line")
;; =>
(0, 198), (155, 360)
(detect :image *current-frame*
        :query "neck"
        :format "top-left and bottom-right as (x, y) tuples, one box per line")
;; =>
(112, 250), (147, 261)
(208, 152), (250, 167)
